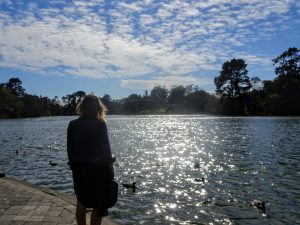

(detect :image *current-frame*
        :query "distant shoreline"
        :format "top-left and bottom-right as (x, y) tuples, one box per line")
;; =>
(1, 114), (300, 120)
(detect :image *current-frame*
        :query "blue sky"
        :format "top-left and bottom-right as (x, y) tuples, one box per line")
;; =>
(0, 0), (299, 99)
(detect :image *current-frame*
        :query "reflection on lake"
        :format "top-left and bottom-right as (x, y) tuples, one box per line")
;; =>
(0, 115), (300, 224)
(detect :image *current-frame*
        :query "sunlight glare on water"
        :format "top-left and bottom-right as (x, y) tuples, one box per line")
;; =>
(0, 115), (300, 224)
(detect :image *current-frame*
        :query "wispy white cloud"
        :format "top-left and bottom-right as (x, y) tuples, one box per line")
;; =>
(121, 75), (213, 90)
(0, 0), (299, 90)
(295, 1), (300, 13)
(117, 2), (143, 12)
(0, 0), (11, 5)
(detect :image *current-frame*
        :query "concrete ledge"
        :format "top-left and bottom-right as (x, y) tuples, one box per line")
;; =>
(0, 176), (118, 225)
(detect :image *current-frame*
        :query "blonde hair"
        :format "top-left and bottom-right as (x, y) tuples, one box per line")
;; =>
(76, 94), (107, 121)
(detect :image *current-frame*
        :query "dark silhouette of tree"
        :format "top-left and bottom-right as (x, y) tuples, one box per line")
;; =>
(144, 90), (148, 97)
(263, 47), (300, 115)
(4, 78), (25, 97)
(50, 96), (63, 115)
(22, 94), (44, 117)
(168, 85), (186, 104)
(215, 58), (251, 99)
(273, 47), (300, 77)
(0, 78), (63, 118)
(150, 86), (168, 103)
(101, 94), (116, 114)
(242, 76), (264, 115)
(123, 94), (144, 114)
(3, 50), (300, 119)
(214, 58), (252, 115)
(0, 86), (24, 118)
(62, 91), (86, 115)
(102, 94), (112, 103)
(185, 86), (219, 114)
(20, 94), (62, 117)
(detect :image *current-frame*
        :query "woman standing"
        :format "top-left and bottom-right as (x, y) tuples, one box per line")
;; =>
(67, 95), (114, 225)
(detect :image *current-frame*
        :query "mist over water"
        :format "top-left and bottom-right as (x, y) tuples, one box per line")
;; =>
(0, 116), (299, 224)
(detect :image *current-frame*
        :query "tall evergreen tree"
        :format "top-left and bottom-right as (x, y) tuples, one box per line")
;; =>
(264, 47), (300, 115)
(273, 47), (300, 77)
(214, 58), (251, 115)
(214, 58), (251, 99)
(4, 78), (25, 97)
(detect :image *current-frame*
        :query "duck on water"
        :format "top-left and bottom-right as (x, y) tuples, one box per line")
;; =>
(49, 161), (58, 166)
(122, 182), (136, 192)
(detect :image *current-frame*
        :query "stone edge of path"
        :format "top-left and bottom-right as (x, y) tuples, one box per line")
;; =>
(0, 176), (119, 225)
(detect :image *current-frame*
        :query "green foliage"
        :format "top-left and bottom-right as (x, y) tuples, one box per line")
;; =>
(185, 87), (219, 114)
(263, 75), (300, 115)
(214, 58), (252, 115)
(101, 94), (113, 114)
(273, 47), (300, 77)
(62, 91), (86, 115)
(1, 47), (300, 118)
(0, 86), (24, 118)
(168, 85), (186, 104)
(3, 78), (25, 97)
(261, 47), (300, 115)
(122, 94), (146, 114)
(0, 79), (63, 118)
(214, 58), (251, 100)
(238, 47), (300, 115)
(21, 94), (62, 117)
(150, 86), (168, 102)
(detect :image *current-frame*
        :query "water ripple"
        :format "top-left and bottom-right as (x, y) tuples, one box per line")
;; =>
(0, 116), (300, 224)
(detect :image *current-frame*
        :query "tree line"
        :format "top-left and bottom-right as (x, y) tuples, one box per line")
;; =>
(215, 47), (300, 115)
(0, 47), (299, 118)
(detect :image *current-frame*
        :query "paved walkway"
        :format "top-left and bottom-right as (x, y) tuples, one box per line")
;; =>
(0, 176), (118, 225)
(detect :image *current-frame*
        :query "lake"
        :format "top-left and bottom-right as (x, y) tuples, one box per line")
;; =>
(0, 115), (299, 224)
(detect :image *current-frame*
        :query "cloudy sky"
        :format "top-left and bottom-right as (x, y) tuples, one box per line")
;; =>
(0, 0), (299, 99)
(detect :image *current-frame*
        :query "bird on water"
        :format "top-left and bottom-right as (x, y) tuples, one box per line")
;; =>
(194, 178), (205, 182)
(251, 199), (266, 212)
(194, 162), (200, 169)
(49, 161), (58, 166)
(122, 182), (136, 192)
